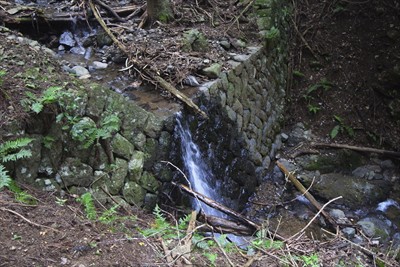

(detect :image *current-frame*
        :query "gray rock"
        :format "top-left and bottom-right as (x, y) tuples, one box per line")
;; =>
(144, 193), (158, 210)
(14, 135), (42, 184)
(183, 75), (200, 87)
(219, 40), (230, 50)
(329, 209), (346, 220)
(128, 151), (145, 181)
(139, 171), (160, 193)
(59, 31), (76, 47)
(92, 61), (108, 69)
(107, 158), (128, 194)
(56, 158), (94, 187)
(342, 227), (356, 239)
(111, 133), (134, 160)
(122, 181), (146, 206)
(357, 216), (392, 240)
(202, 63), (222, 78)
(233, 54), (250, 62)
(71, 66), (90, 79)
(352, 165), (382, 180)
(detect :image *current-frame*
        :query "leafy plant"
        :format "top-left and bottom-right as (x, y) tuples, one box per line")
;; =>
(77, 192), (97, 220)
(98, 204), (120, 224)
(7, 180), (37, 205)
(307, 104), (321, 114)
(0, 70), (6, 87)
(300, 253), (320, 267)
(264, 26), (280, 40)
(0, 137), (33, 189)
(330, 115), (354, 139)
(303, 78), (333, 101)
(70, 113), (120, 149)
(22, 86), (63, 114)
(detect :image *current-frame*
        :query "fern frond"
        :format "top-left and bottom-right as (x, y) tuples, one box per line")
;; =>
(2, 149), (32, 163)
(77, 192), (97, 220)
(0, 164), (11, 189)
(0, 138), (33, 155)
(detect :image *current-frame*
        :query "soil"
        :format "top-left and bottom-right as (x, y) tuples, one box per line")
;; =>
(1, 0), (400, 266)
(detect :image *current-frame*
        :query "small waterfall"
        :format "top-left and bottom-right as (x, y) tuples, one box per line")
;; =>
(175, 113), (223, 217)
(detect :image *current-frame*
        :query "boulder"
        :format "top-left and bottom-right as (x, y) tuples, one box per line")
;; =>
(122, 181), (146, 206)
(56, 158), (94, 187)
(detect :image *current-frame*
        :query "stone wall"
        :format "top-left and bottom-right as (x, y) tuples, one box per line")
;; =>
(5, 81), (173, 210)
(170, 0), (289, 209)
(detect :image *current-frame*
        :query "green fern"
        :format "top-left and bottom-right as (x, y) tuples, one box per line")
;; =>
(99, 204), (119, 224)
(7, 180), (37, 205)
(77, 192), (97, 220)
(0, 165), (11, 189)
(70, 114), (120, 149)
(0, 137), (33, 189)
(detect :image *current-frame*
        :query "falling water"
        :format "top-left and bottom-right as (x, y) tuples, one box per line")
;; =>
(175, 112), (223, 217)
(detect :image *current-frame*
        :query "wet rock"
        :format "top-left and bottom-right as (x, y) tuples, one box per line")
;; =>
(122, 181), (145, 206)
(96, 31), (113, 47)
(357, 216), (392, 239)
(56, 158), (94, 187)
(144, 114), (164, 138)
(309, 173), (391, 208)
(111, 133), (134, 160)
(183, 75), (200, 87)
(70, 46), (85, 55)
(352, 165), (382, 180)
(59, 31), (76, 47)
(202, 63), (222, 78)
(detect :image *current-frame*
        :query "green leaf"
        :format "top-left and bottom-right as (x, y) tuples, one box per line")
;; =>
(330, 125), (340, 139)
(31, 102), (43, 113)
(0, 165), (11, 189)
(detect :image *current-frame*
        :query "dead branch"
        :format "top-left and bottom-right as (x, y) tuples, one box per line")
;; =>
(311, 142), (400, 158)
(287, 196), (342, 241)
(172, 182), (260, 231)
(1, 207), (60, 232)
(93, 0), (125, 22)
(276, 161), (337, 228)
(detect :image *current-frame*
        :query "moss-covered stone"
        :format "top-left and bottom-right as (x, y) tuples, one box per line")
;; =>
(122, 181), (146, 206)
(182, 29), (209, 52)
(107, 158), (128, 194)
(111, 133), (134, 160)
(128, 151), (145, 181)
(139, 171), (160, 193)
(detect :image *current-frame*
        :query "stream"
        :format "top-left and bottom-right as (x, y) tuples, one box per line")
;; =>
(17, 20), (400, 250)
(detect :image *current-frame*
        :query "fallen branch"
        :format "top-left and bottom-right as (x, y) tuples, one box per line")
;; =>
(198, 214), (256, 236)
(1, 207), (60, 232)
(311, 142), (400, 158)
(287, 196), (342, 241)
(172, 182), (259, 231)
(276, 161), (337, 227)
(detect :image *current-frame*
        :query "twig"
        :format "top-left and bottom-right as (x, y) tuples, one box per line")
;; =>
(287, 196), (342, 241)
(1, 207), (60, 232)
(322, 228), (395, 267)
(213, 235), (235, 267)
(290, 16), (319, 60)
(224, 0), (255, 34)
(94, 0), (125, 22)
(311, 142), (400, 158)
